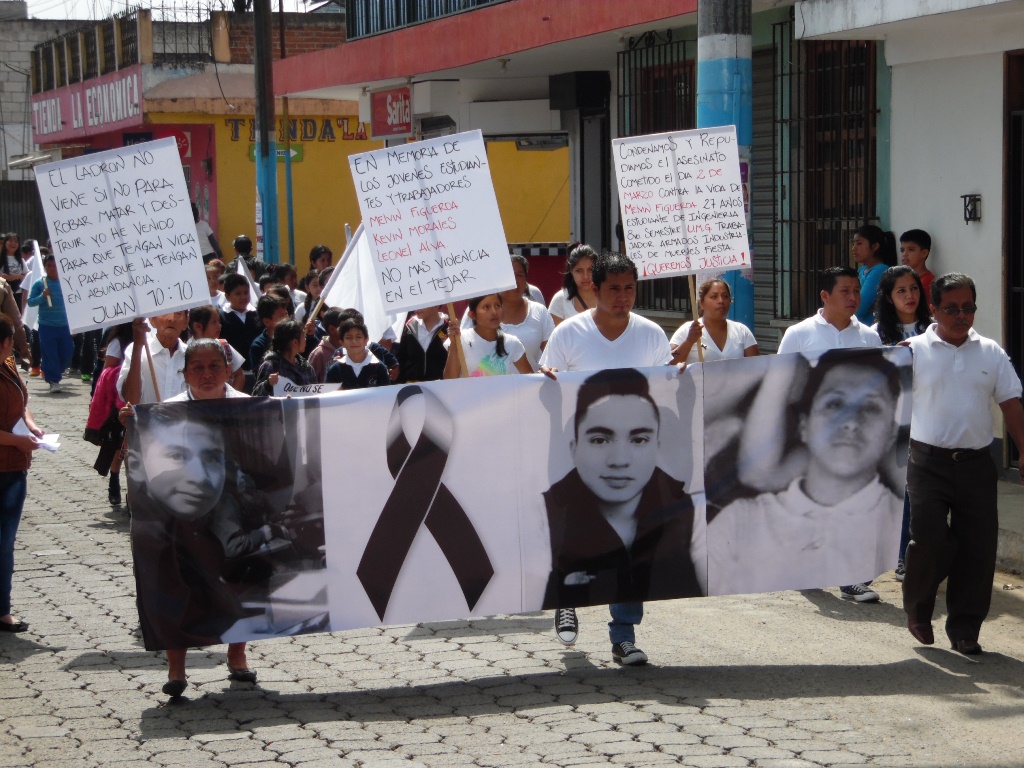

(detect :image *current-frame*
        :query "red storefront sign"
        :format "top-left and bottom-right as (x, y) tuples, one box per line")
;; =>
(369, 86), (413, 139)
(31, 64), (144, 144)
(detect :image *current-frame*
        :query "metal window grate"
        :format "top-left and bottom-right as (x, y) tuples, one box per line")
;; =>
(119, 9), (140, 67)
(151, 2), (212, 67)
(55, 40), (67, 87)
(101, 19), (117, 74)
(68, 33), (82, 84)
(84, 29), (99, 80)
(346, 0), (511, 40)
(772, 19), (878, 320)
(617, 32), (696, 314)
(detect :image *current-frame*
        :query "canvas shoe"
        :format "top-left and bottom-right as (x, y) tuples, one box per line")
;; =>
(29, 367), (40, 377)
(611, 641), (648, 666)
(48, 381), (61, 394)
(840, 583), (879, 602)
(553, 608), (578, 646)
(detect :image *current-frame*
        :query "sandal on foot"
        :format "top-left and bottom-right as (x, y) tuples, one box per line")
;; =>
(162, 679), (188, 698)
(227, 666), (257, 683)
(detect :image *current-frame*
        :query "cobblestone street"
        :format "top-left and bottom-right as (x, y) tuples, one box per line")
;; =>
(2, 374), (1024, 768)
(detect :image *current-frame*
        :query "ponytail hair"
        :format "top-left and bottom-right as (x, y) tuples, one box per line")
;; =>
(854, 224), (898, 267)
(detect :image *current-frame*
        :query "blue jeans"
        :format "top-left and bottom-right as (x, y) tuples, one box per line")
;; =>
(38, 324), (74, 384)
(608, 602), (643, 645)
(0, 471), (27, 616)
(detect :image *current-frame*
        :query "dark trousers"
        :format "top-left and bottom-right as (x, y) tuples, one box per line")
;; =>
(903, 442), (998, 644)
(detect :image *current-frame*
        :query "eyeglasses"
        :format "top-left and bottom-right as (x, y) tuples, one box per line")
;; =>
(936, 305), (977, 316)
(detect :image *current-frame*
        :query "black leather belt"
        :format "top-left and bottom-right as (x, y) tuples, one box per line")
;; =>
(910, 439), (989, 462)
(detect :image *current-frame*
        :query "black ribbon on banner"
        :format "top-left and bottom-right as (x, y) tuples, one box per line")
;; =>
(357, 386), (494, 620)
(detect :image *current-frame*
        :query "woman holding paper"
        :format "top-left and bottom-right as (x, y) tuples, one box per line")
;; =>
(0, 313), (45, 633)
(670, 279), (758, 364)
(549, 244), (597, 325)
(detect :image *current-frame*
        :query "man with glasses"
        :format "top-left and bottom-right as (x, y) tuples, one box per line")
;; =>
(904, 272), (1024, 654)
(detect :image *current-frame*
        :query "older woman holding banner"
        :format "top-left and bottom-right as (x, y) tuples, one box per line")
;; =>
(670, 278), (758, 364)
(123, 338), (255, 699)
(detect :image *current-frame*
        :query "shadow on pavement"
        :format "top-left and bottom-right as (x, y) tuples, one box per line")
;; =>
(135, 652), (1024, 739)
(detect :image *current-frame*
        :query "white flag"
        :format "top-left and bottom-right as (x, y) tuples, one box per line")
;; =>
(236, 257), (263, 301)
(320, 224), (399, 343)
(20, 241), (44, 330)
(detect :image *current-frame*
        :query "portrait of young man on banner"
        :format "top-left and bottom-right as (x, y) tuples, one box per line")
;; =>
(541, 367), (705, 609)
(704, 347), (911, 596)
(128, 398), (329, 651)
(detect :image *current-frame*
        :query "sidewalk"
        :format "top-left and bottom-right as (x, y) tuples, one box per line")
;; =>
(997, 480), (1024, 573)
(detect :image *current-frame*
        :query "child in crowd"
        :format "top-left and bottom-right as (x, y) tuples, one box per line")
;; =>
(248, 294), (289, 370)
(188, 305), (247, 392)
(219, 273), (261, 371)
(206, 264), (225, 307)
(251, 319), (317, 396)
(325, 320), (390, 389)
(308, 307), (345, 383)
(900, 229), (934, 300)
(396, 305), (448, 383)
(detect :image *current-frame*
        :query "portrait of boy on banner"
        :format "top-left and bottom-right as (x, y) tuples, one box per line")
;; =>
(541, 368), (706, 609)
(704, 347), (912, 596)
(128, 398), (329, 651)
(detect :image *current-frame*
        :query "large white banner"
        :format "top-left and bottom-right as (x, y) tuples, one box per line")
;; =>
(34, 137), (209, 332)
(128, 347), (910, 651)
(614, 126), (751, 279)
(348, 129), (515, 314)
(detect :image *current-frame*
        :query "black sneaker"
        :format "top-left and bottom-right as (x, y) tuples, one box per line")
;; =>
(611, 641), (648, 666)
(553, 608), (578, 646)
(895, 559), (906, 582)
(840, 583), (880, 602)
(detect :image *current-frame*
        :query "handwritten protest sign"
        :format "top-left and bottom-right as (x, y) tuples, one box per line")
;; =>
(35, 137), (209, 333)
(613, 125), (750, 279)
(273, 379), (341, 397)
(348, 129), (514, 314)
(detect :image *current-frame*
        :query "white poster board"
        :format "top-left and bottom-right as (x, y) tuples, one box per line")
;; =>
(348, 129), (514, 314)
(613, 125), (751, 279)
(35, 137), (209, 333)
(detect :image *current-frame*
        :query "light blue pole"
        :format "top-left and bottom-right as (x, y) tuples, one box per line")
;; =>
(254, 0), (279, 265)
(696, 0), (754, 330)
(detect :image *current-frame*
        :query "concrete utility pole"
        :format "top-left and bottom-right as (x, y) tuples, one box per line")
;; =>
(253, 0), (280, 264)
(697, 0), (753, 329)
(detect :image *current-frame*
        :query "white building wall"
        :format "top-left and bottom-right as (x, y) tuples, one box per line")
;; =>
(889, 52), (1004, 342)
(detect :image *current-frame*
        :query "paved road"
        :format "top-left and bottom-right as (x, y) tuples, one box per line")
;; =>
(3, 373), (1024, 768)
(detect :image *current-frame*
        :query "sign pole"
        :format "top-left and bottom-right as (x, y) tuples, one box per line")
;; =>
(447, 302), (469, 378)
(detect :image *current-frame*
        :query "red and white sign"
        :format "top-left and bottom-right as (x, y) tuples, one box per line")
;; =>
(369, 86), (413, 139)
(31, 64), (144, 144)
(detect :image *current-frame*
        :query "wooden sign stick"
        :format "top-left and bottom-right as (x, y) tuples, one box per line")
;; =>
(688, 275), (704, 363)
(143, 337), (163, 403)
(447, 302), (469, 378)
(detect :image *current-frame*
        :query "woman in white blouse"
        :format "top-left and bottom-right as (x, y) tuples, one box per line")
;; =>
(548, 244), (597, 325)
(670, 278), (758, 364)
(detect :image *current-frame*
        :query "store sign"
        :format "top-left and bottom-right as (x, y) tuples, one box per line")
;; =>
(370, 86), (413, 139)
(31, 64), (144, 144)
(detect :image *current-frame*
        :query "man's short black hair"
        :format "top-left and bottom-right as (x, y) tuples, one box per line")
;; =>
(233, 235), (253, 254)
(322, 307), (345, 333)
(931, 272), (976, 307)
(819, 266), (859, 294)
(591, 251), (638, 289)
(338, 319), (369, 341)
(573, 368), (659, 439)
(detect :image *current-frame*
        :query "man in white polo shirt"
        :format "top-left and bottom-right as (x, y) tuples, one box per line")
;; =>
(903, 272), (1024, 655)
(540, 250), (674, 667)
(778, 266), (881, 355)
(778, 265), (883, 603)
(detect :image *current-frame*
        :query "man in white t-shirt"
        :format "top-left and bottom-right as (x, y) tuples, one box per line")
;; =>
(777, 266), (884, 604)
(539, 251), (674, 667)
(904, 273), (1024, 655)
